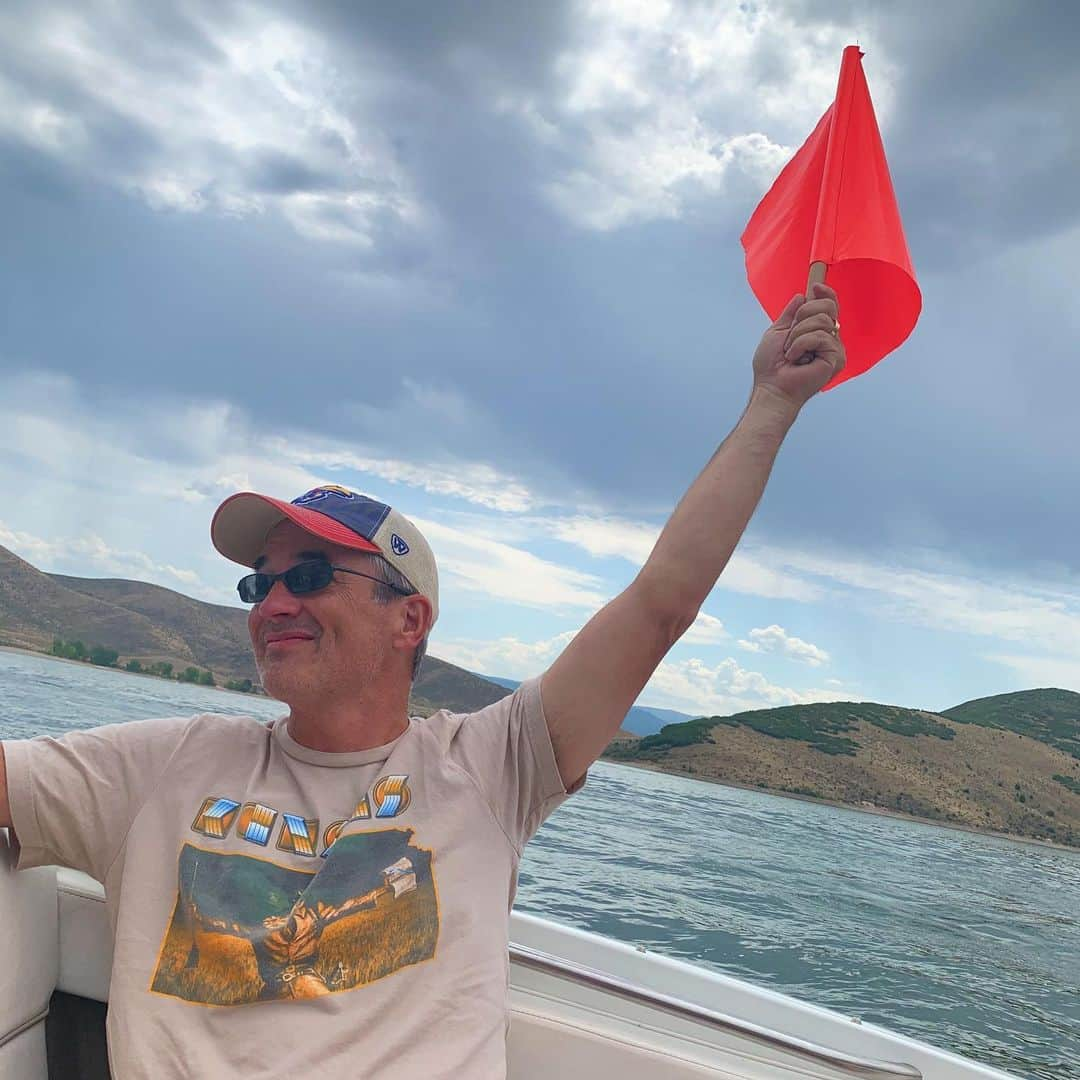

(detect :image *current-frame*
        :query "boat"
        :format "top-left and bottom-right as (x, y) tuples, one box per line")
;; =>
(0, 837), (1022, 1078)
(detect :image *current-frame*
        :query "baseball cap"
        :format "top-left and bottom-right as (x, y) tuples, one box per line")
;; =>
(211, 485), (439, 624)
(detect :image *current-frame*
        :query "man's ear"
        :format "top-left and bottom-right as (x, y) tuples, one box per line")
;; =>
(396, 595), (432, 648)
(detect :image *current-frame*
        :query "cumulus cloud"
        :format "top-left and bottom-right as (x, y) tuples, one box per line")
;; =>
(645, 654), (848, 716)
(737, 624), (830, 666)
(434, 628), (838, 716)
(682, 611), (728, 645)
(433, 630), (577, 680)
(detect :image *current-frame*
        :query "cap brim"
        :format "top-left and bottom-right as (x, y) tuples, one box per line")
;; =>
(211, 492), (381, 567)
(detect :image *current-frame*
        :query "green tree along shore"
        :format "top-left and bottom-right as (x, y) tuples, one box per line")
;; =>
(49, 637), (255, 693)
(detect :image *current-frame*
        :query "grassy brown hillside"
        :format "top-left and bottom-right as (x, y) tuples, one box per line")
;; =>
(609, 704), (1080, 846)
(615, 720), (1080, 845)
(53, 574), (256, 681)
(0, 544), (509, 716)
(0, 545), (190, 659)
(607, 701), (1080, 847)
(407, 658), (509, 716)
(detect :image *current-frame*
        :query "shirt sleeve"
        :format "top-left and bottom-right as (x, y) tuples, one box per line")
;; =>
(3, 715), (195, 881)
(440, 678), (582, 852)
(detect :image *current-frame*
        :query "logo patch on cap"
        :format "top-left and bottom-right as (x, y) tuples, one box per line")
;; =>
(390, 533), (410, 556)
(293, 485), (357, 506)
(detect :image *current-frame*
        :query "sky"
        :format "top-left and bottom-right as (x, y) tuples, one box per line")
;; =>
(2, 0), (1079, 719)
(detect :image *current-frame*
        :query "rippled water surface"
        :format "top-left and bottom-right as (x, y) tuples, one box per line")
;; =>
(3, 649), (1078, 1078)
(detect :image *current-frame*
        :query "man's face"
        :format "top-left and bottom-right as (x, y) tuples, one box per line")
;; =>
(246, 520), (398, 705)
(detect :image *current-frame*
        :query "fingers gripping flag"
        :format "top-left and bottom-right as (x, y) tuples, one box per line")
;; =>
(741, 47), (921, 390)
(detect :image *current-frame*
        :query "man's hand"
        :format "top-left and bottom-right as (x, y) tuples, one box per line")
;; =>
(752, 282), (846, 411)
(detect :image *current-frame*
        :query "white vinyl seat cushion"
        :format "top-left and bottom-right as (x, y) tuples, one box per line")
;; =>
(0, 1024), (50, 1079)
(55, 869), (112, 1002)
(0, 833), (58, 1078)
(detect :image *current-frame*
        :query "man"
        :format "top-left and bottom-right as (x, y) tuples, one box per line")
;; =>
(0, 285), (843, 1077)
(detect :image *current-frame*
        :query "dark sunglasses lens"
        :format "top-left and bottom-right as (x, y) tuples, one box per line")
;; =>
(237, 573), (269, 603)
(284, 561), (333, 595)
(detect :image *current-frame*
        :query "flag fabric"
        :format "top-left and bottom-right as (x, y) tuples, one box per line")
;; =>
(740, 46), (921, 390)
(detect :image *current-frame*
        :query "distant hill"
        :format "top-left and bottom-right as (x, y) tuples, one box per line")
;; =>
(478, 673), (690, 736)
(607, 698), (1080, 847)
(0, 545), (191, 659)
(943, 688), (1080, 758)
(481, 675), (520, 691)
(642, 705), (698, 726)
(51, 573), (257, 682)
(0, 543), (508, 717)
(618, 706), (672, 736)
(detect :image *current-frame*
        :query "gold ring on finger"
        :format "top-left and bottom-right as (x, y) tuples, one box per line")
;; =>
(831, 319), (840, 337)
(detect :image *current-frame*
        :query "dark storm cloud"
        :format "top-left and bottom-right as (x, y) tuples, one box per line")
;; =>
(287, 0), (576, 96)
(0, 0), (421, 230)
(784, 0), (1080, 266)
(1, 0), (1079, 582)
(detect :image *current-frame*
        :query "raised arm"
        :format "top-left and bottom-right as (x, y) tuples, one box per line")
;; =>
(541, 284), (845, 788)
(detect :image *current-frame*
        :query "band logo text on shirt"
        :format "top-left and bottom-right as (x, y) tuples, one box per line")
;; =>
(190, 775), (412, 857)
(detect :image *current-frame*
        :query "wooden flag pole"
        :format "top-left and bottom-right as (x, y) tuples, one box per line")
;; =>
(795, 262), (829, 366)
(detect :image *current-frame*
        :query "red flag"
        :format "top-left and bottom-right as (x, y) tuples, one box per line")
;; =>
(740, 47), (921, 390)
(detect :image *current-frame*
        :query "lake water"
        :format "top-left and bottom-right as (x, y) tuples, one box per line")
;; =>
(2, 648), (1077, 1078)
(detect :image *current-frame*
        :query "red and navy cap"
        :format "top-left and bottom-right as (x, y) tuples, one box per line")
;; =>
(211, 485), (439, 624)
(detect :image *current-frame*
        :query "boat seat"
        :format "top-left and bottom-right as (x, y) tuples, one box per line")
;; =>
(55, 870), (111, 1002)
(0, 833), (58, 1080)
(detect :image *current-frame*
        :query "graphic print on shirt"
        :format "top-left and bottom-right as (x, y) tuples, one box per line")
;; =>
(149, 829), (439, 1005)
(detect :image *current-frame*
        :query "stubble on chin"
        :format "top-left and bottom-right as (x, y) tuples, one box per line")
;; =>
(255, 652), (308, 705)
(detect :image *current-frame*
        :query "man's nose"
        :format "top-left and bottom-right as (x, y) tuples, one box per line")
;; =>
(257, 579), (304, 618)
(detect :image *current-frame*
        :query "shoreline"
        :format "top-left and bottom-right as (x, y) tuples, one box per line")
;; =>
(0, 644), (265, 702)
(607, 758), (1080, 855)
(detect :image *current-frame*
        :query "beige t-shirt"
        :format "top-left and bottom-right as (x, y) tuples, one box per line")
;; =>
(5, 678), (572, 1079)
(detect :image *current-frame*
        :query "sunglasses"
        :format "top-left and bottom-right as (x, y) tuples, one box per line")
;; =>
(237, 559), (412, 604)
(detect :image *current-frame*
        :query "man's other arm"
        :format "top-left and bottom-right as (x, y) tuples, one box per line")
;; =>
(541, 285), (845, 789)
